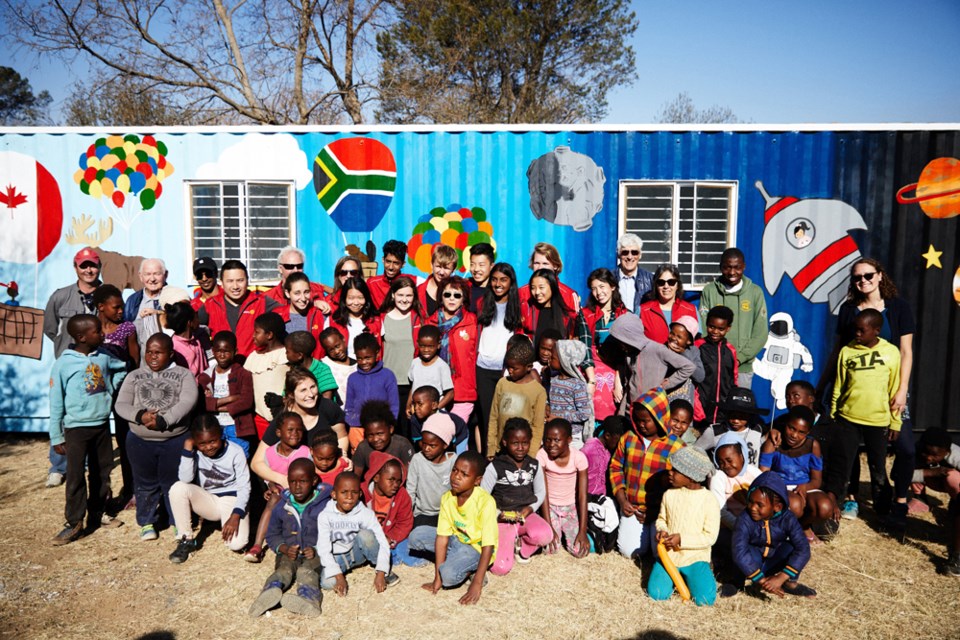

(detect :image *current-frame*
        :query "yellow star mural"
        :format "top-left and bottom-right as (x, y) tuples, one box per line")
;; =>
(922, 244), (943, 269)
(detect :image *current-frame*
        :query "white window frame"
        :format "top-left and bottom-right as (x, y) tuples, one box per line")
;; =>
(184, 180), (297, 285)
(617, 180), (738, 290)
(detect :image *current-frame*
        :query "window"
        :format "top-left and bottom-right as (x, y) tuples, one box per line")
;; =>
(187, 181), (295, 283)
(618, 181), (737, 288)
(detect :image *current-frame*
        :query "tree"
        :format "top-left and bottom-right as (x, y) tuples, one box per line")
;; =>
(1, 0), (385, 125)
(656, 92), (740, 124)
(376, 0), (637, 124)
(0, 66), (52, 125)
(63, 77), (194, 126)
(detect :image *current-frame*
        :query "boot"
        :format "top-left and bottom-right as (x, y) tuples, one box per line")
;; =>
(248, 581), (284, 617)
(280, 583), (322, 617)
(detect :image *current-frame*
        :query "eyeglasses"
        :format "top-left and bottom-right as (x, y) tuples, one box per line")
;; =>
(656, 278), (678, 287)
(442, 291), (463, 300)
(851, 272), (877, 283)
(280, 263), (304, 270)
(620, 249), (640, 257)
(339, 269), (359, 277)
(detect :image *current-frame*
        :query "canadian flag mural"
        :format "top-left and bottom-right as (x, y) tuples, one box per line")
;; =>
(0, 151), (63, 264)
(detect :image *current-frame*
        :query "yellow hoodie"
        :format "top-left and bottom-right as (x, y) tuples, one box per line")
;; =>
(831, 338), (902, 431)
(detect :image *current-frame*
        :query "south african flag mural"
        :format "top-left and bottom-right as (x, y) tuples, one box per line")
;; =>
(312, 138), (397, 233)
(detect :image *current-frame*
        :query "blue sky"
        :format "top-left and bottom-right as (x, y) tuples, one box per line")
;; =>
(4, 0), (959, 125)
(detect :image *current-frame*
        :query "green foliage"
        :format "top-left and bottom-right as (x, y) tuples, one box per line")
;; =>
(0, 66), (52, 125)
(656, 92), (741, 125)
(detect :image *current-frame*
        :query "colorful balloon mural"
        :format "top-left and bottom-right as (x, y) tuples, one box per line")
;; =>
(407, 204), (496, 273)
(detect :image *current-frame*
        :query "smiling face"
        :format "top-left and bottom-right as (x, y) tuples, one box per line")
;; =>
(542, 425), (571, 460)
(286, 280), (312, 314)
(277, 416), (305, 449)
(221, 268), (249, 303)
(195, 269), (217, 294)
(503, 429), (531, 465)
(98, 294), (125, 324)
(469, 254), (493, 286)
(278, 250), (304, 284)
(144, 338), (173, 372)
(355, 346), (378, 372)
(440, 285), (464, 315)
(704, 316), (731, 344)
(393, 286), (414, 313)
(655, 269), (679, 303)
(292, 378), (319, 411)
(194, 428), (225, 459)
(337, 260), (361, 285)
(851, 262), (881, 297)
(531, 252), (555, 272)
(139, 259), (167, 296)
(383, 253), (404, 280)
(715, 443), (745, 478)
(666, 324), (693, 353)
(320, 332), (347, 363)
(529, 276), (552, 307)
(720, 256), (745, 288)
(288, 464), (318, 503)
(74, 260), (101, 288)
(489, 270), (512, 301)
(449, 458), (481, 496)
(344, 288), (366, 317)
(618, 245), (640, 274)
(364, 420), (393, 451)
(748, 489), (777, 521)
(431, 260), (454, 283)
(668, 406), (692, 437)
(589, 278), (614, 308)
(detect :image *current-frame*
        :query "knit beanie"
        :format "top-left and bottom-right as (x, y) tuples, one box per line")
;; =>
(422, 413), (456, 446)
(632, 387), (670, 436)
(671, 316), (699, 343)
(669, 446), (713, 483)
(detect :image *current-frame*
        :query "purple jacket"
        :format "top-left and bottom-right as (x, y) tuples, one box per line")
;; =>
(344, 361), (400, 426)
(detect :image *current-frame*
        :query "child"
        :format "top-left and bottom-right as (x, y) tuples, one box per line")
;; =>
(406, 413), (458, 563)
(165, 300), (207, 381)
(481, 418), (551, 573)
(244, 312), (290, 439)
(198, 331), (255, 458)
(366, 239), (409, 309)
(695, 387), (765, 466)
(361, 453), (415, 568)
(710, 432), (762, 531)
(535, 328), (562, 380)
(694, 305), (738, 428)
(49, 314), (127, 544)
(406, 325), (454, 415)
(408, 386), (469, 454)
(649, 446), (721, 606)
(115, 333), (199, 541)
(831, 309), (901, 519)
(538, 418), (590, 558)
(351, 400), (414, 483)
(733, 471), (815, 597)
(668, 399), (697, 445)
(417, 243), (458, 316)
(285, 331), (338, 400)
(610, 387), (684, 559)
(420, 451), (498, 605)
(317, 472), (397, 594)
(910, 428), (960, 576)
(344, 333), (399, 451)
(249, 458), (332, 618)
(311, 430), (351, 486)
(167, 415), (251, 563)
(547, 340), (593, 448)
(319, 327), (356, 406)
(487, 341), (547, 457)
(664, 316), (705, 413)
(581, 416), (625, 554)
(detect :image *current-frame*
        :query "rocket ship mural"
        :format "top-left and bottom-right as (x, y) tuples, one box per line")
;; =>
(757, 181), (867, 314)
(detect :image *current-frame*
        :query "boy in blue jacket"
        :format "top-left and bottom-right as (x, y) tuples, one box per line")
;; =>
(249, 458), (333, 618)
(49, 314), (127, 545)
(732, 471), (815, 597)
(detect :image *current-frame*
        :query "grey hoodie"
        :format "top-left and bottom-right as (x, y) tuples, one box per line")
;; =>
(115, 363), (198, 441)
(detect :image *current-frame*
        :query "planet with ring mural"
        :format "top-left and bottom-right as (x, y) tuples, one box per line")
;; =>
(896, 157), (960, 219)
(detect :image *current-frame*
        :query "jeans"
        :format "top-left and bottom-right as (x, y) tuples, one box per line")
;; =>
(407, 524), (438, 558)
(617, 512), (656, 558)
(392, 538), (429, 567)
(320, 530), (385, 589)
(49, 443), (67, 475)
(63, 425), (113, 526)
(437, 537), (481, 587)
(125, 431), (189, 527)
(648, 560), (717, 606)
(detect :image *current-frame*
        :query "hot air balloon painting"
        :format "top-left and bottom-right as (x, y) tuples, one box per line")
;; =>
(0, 151), (63, 265)
(757, 181), (867, 315)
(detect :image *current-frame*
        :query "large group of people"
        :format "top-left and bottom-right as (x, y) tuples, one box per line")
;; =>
(41, 234), (959, 616)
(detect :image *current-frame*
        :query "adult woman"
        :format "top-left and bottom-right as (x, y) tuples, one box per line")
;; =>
(517, 243), (581, 312)
(639, 264), (699, 344)
(817, 258), (916, 524)
(427, 276), (478, 424)
(319, 255), (365, 314)
(380, 275), (425, 435)
(521, 269), (579, 345)
(576, 268), (628, 421)
(276, 272), (325, 357)
(328, 277), (382, 360)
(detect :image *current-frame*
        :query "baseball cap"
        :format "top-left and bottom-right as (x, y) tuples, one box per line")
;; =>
(73, 247), (101, 266)
(193, 257), (218, 277)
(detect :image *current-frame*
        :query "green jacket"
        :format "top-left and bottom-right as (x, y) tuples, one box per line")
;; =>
(698, 276), (768, 374)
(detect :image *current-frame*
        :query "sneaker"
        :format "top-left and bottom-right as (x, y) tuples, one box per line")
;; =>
(783, 582), (817, 597)
(169, 537), (197, 564)
(249, 582), (284, 617)
(841, 500), (859, 520)
(945, 554), (960, 578)
(385, 572), (401, 588)
(280, 584), (322, 617)
(718, 583), (741, 598)
(98, 514), (123, 529)
(139, 524), (158, 541)
(243, 545), (264, 563)
(46, 472), (64, 488)
(52, 522), (83, 546)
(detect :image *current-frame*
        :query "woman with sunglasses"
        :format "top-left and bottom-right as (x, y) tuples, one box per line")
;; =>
(328, 277), (382, 360)
(319, 256), (366, 315)
(426, 276), (478, 424)
(639, 264), (699, 344)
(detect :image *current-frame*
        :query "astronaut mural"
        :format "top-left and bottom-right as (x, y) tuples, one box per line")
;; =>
(526, 146), (606, 231)
(753, 312), (814, 410)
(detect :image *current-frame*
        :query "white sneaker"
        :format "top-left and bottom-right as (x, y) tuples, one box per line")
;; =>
(46, 472), (64, 488)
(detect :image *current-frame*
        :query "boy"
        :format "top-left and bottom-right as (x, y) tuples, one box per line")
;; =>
(409, 386), (469, 453)
(366, 239), (408, 309)
(419, 451), (498, 605)
(407, 414), (458, 560)
(695, 388), (765, 466)
(344, 333), (399, 451)
(316, 472), (397, 594)
(417, 244), (459, 316)
(49, 314), (127, 544)
(910, 428), (960, 576)
(243, 312), (289, 438)
(697, 248), (767, 391)
(467, 242), (495, 313)
(285, 330), (338, 400)
(351, 400), (415, 482)
(406, 325), (454, 415)
(694, 305), (738, 428)
(249, 458), (332, 617)
(319, 327), (356, 407)
(535, 328), (562, 378)
(198, 330), (255, 458)
(361, 453), (415, 567)
(487, 341), (547, 457)
(831, 309), (901, 520)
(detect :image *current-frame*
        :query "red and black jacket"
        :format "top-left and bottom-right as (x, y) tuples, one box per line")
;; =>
(694, 337), (739, 424)
(203, 291), (272, 358)
(426, 310), (478, 402)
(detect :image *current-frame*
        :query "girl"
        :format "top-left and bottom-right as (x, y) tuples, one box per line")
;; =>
(310, 430), (351, 486)
(243, 312), (289, 439)
(167, 414), (251, 563)
(476, 262), (523, 457)
(480, 418), (552, 574)
(165, 301), (207, 381)
(577, 268), (627, 423)
(517, 243), (581, 312)
(380, 275), (424, 436)
(246, 412), (312, 562)
(664, 316), (705, 416)
(279, 272), (325, 357)
(547, 340), (593, 448)
(428, 276), (478, 425)
(538, 418), (590, 558)
(521, 269), (578, 346)
(329, 278), (382, 361)
(320, 256), (365, 314)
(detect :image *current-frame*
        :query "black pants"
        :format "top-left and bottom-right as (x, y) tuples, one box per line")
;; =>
(845, 419), (890, 506)
(64, 424), (113, 527)
(475, 366), (502, 457)
(113, 409), (133, 501)
(890, 416), (916, 500)
(813, 419), (860, 501)
(396, 384), (412, 441)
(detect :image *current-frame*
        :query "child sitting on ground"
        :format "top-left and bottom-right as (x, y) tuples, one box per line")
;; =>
(733, 471), (815, 597)
(198, 331), (255, 458)
(408, 386), (470, 454)
(547, 340), (593, 449)
(244, 312), (289, 438)
(351, 400), (414, 483)
(285, 331), (338, 400)
(649, 446), (721, 606)
(695, 387), (765, 466)
(488, 341), (547, 457)
(362, 453), (414, 568)
(167, 415), (251, 563)
(669, 399), (698, 445)
(311, 431), (351, 486)
(538, 418), (590, 558)
(710, 432), (762, 531)
(345, 334), (399, 451)
(406, 325), (454, 415)
(249, 458), (333, 618)
(406, 414), (458, 566)
(419, 451), (498, 605)
(481, 418), (551, 574)
(581, 416), (624, 554)
(319, 328), (356, 406)
(317, 471), (397, 594)
(910, 428), (960, 576)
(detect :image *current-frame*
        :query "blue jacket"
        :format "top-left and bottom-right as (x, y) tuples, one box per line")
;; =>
(265, 485), (333, 554)
(615, 266), (654, 314)
(123, 289), (145, 324)
(344, 361), (399, 427)
(48, 349), (128, 446)
(731, 471), (810, 581)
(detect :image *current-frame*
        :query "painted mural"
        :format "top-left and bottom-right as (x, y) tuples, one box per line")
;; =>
(897, 157), (960, 219)
(527, 146), (605, 231)
(407, 206), (497, 274)
(753, 312), (813, 411)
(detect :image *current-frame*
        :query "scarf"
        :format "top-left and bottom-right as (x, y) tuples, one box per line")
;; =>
(437, 309), (463, 373)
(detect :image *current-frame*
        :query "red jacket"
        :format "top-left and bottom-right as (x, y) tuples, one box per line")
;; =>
(426, 310), (478, 401)
(276, 305), (326, 359)
(367, 273), (410, 310)
(329, 314), (383, 356)
(190, 288), (221, 312)
(580, 303), (629, 340)
(520, 302), (578, 339)
(264, 281), (327, 306)
(203, 291), (271, 358)
(639, 298), (699, 344)
(361, 451), (413, 543)
(197, 363), (256, 438)
(518, 280), (580, 312)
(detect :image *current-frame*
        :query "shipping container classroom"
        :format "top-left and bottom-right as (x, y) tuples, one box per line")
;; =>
(1, 125), (958, 433)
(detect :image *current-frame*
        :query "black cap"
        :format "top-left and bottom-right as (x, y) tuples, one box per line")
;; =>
(720, 387), (768, 416)
(193, 257), (218, 277)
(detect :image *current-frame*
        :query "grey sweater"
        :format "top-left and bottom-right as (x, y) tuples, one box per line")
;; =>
(177, 441), (251, 516)
(407, 451), (456, 517)
(115, 364), (198, 441)
(43, 282), (98, 358)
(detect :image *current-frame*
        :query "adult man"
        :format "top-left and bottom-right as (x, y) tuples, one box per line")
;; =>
(198, 260), (280, 357)
(264, 245), (327, 306)
(190, 257), (221, 312)
(42, 247), (103, 487)
(615, 233), (654, 314)
(467, 242), (495, 313)
(124, 258), (168, 352)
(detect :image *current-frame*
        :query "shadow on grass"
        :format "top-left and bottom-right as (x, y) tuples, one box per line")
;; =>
(135, 633), (176, 640)
(619, 631), (692, 640)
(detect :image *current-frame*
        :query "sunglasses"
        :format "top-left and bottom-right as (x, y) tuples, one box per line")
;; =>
(280, 262), (304, 270)
(77, 261), (100, 269)
(339, 269), (359, 277)
(656, 278), (678, 287)
(620, 249), (640, 257)
(851, 272), (877, 283)
(195, 270), (216, 280)
(442, 291), (463, 300)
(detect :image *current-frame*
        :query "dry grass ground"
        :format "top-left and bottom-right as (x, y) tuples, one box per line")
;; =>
(0, 435), (957, 640)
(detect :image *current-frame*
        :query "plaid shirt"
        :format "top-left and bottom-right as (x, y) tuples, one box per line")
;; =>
(609, 432), (685, 507)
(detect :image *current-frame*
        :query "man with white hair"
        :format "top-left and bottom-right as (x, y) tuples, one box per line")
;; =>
(616, 234), (654, 314)
(264, 245), (328, 305)
(124, 258), (168, 350)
